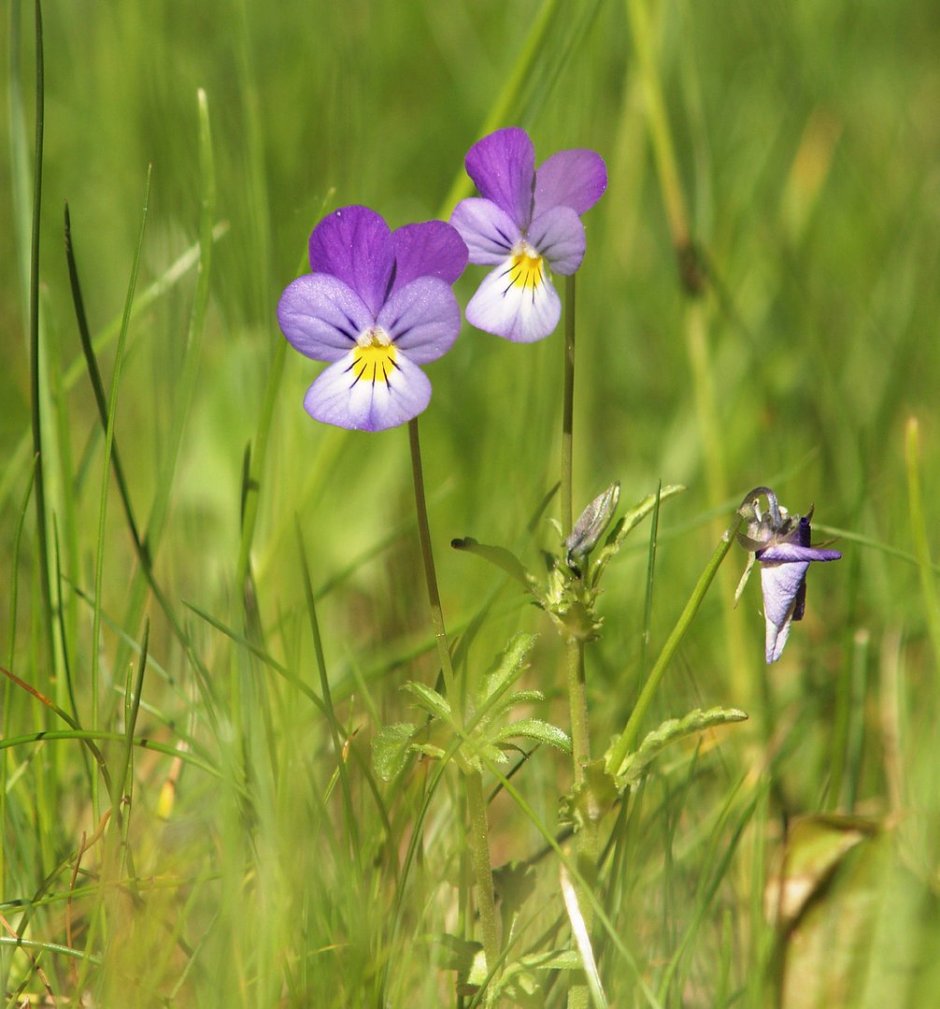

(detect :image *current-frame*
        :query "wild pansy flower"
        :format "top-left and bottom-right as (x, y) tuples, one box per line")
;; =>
(450, 127), (607, 343)
(277, 205), (468, 431)
(737, 487), (842, 663)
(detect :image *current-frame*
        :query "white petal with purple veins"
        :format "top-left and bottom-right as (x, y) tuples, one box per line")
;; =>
(303, 350), (431, 432)
(465, 257), (561, 343)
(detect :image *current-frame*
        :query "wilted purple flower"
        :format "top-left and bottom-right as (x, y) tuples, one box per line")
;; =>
(450, 127), (607, 343)
(277, 205), (468, 431)
(738, 487), (842, 664)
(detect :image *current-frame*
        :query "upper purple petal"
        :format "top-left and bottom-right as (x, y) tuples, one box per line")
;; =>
(277, 274), (372, 362)
(528, 206), (585, 275)
(533, 149), (608, 218)
(307, 205), (394, 318)
(464, 127), (536, 230)
(390, 220), (468, 295)
(378, 277), (461, 364)
(757, 544), (842, 563)
(450, 198), (521, 265)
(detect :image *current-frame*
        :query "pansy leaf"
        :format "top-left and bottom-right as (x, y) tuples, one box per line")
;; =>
(492, 718), (571, 754)
(606, 705), (748, 788)
(478, 633), (538, 708)
(372, 722), (418, 782)
(451, 536), (532, 589)
(402, 681), (453, 723)
(411, 742), (447, 762)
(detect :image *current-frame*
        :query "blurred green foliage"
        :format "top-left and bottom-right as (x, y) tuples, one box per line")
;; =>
(2, 0), (939, 1005)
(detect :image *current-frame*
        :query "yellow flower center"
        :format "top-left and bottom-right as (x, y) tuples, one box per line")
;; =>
(352, 326), (397, 385)
(507, 244), (545, 292)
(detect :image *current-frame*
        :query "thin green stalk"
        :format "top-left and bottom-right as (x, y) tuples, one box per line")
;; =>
(561, 274), (577, 537)
(26, 0), (54, 672)
(66, 195), (222, 735)
(408, 418), (459, 708)
(905, 417), (940, 674)
(465, 768), (502, 979)
(89, 167), (151, 814)
(566, 639), (589, 789)
(407, 418), (501, 979)
(608, 516), (742, 772)
(560, 272), (594, 1009)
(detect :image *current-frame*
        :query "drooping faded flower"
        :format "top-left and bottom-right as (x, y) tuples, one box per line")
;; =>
(737, 487), (842, 664)
(450, 127), (607, 343)
(277, 205), (468, 431)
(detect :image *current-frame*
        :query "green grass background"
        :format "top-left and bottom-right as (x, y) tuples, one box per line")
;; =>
(2, 0), (939, 1005)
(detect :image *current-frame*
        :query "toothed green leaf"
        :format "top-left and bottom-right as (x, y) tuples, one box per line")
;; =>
(493, 718), (571, 753)
(606, 705), (748, 788)
(402, 681), (453, 723)
(479, 633), (538, 706)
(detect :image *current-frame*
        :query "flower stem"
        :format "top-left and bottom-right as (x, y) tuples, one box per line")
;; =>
(566, 638), (589, 788)
(561, 274), (577, 537)
(407, 418), (501, 977)
(607, 516), (743, 774)
(465, 768), (502, 978)
(408, 418), (459, 708)
(560, 274), (596, 1009)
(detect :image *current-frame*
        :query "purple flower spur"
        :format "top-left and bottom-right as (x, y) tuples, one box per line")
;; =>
(737, 487), (842, 664)
(277, 205), (468, 431)
(450, 127), (607, 343)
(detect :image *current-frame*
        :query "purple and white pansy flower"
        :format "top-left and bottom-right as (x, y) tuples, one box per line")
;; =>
(450, 127), (607, 343)
(277, 205), (468, 432)
(737, 487), (842, 664)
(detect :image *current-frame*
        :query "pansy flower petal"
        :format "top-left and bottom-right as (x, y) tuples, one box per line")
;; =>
(464, 127), (535, 229)
(391, 221), (468, 294)
(758, 543), (842, 564)
(760, 561), (810, 663)
(303, 350), (432, 432)
(528, 206), (585, 275)
(465, 257), (561, 343)
(533, 149), (608, 217)
(308, 205), (394, 318)
(764, 607), (795, 664)
(450, 198), (521, 265)
(277, 274), (373, 362)
(378, 277), (462, 365)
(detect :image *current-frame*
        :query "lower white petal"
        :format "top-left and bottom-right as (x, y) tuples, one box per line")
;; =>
(303, 350), (431, 432)
(465, 256), (561, 343)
